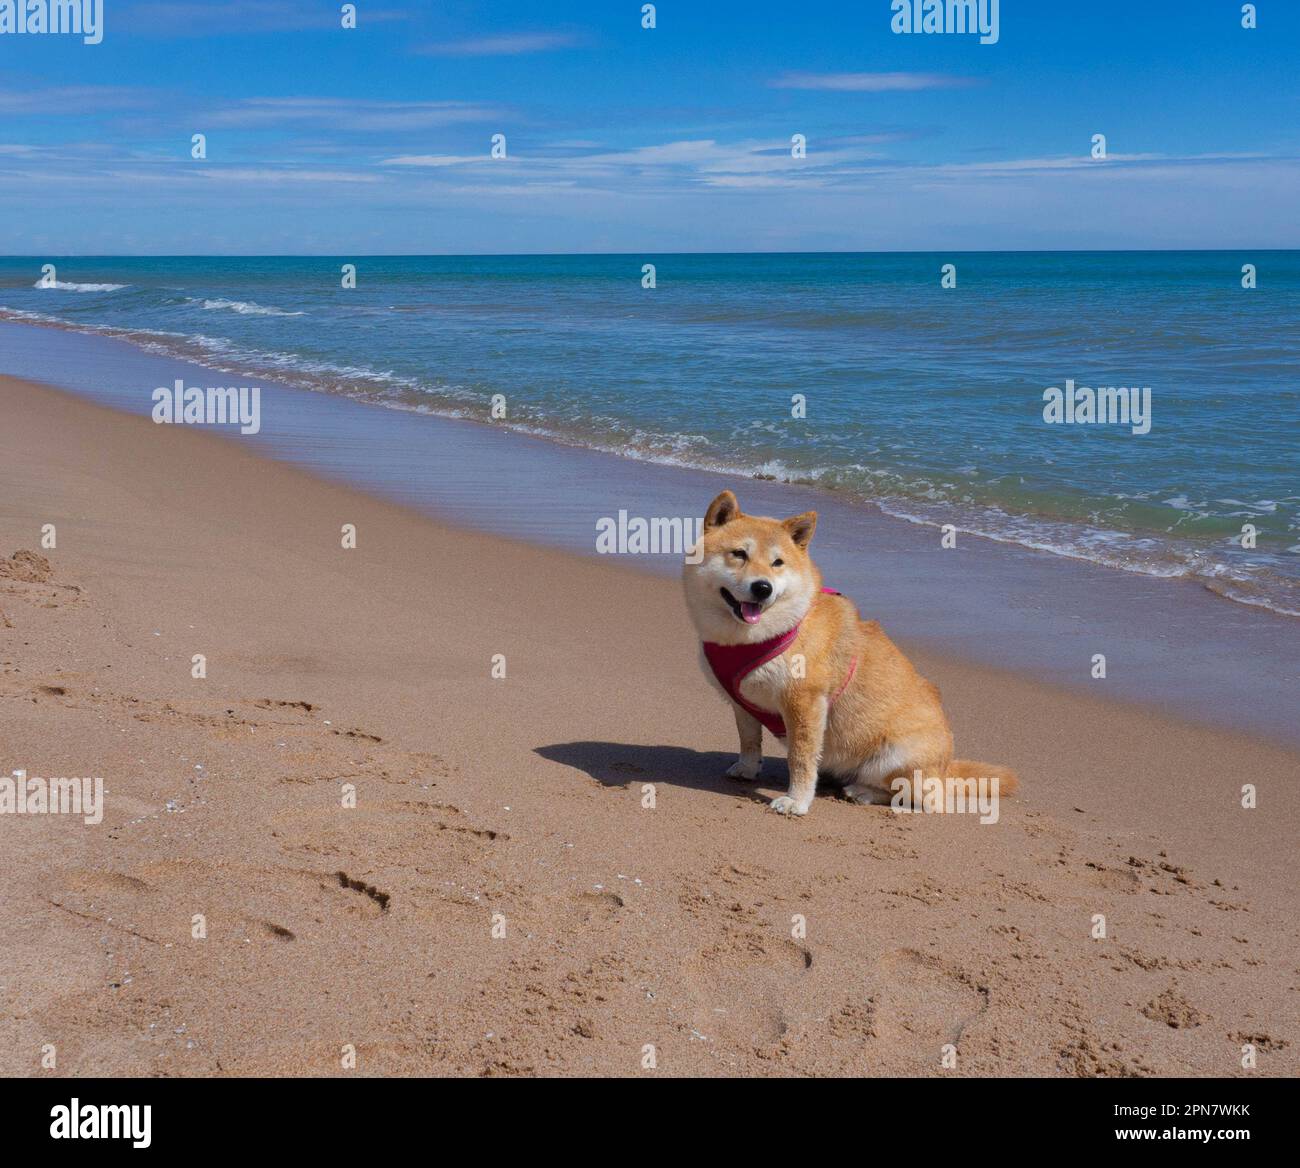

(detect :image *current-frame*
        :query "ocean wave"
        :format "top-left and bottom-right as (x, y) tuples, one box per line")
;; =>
(33, 280), (128, 292)
(0, 304), (1295, 619)
(0, 305), (428, 399)
(0, 306), (68, 325)
(193, 298), (305, 317)
(873, 499), (1300, 617)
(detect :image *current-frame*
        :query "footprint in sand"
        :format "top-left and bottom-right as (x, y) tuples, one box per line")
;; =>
(60, 869), (154, 895)
(869, 948), (988, 1060)
(569, 890), (625, 924)
(679, 924), (813, 1049)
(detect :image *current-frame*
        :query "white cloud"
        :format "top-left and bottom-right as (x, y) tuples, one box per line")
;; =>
(701, 174), (825, 189)
(920, 151), (1268, 177)
(194, 167), (380, 183)
(770, 72), (975, 92)
(381, 154), (496, 168)
(416, 32), (582, 56)
(383, 136), (881, 185)
(121, 0), (408, 35)
(207, 98), (501, 132)
(0, 86), (152, 114)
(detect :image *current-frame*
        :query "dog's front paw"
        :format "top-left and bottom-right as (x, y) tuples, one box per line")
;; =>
(769, 795), (808, 817)
(726, 757), (762, 781)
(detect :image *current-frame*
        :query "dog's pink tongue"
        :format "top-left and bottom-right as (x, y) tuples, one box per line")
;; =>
(740, 602), (763, 624)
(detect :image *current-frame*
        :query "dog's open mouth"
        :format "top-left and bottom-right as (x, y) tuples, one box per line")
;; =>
(720, 587), (765, 625)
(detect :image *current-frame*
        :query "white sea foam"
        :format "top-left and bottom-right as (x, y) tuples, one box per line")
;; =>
(34, 280), (127, 292)
(194, 298), (305, 317)
(0, 306), (65, 324)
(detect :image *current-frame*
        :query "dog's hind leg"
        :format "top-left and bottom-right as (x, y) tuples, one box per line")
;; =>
(726, 704), (764, 780)
(842, 741), (906, 805)
(843, 781), (893, 805)
(843, 740), (945, 807)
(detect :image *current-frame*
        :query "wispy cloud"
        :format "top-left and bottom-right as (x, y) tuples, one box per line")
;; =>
(372, 137), (1300, 203)
(0, 86), (153, 115)
(579, 140), (727, 167)
(920, 151), (1269, 177)
(382, 154), (491, 168)
(207, 98), (501, 132)
(770, 72), (975, 92)
(377, 136), (882, 193)
(121, 0), (408, 35)
(416, 31), (583, 56)
(193, 167), (380, 183)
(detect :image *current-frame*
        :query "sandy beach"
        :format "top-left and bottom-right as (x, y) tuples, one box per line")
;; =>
(1, 372), (1297, 1078)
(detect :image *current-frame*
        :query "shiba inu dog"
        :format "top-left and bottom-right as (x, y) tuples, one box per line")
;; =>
(683, 490), (1018, 816)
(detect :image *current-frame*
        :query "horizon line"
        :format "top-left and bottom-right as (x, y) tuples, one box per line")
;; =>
(2, 247), (1296, 259)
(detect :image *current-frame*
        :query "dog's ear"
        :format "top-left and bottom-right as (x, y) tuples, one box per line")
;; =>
(782, 511), (817, 549)
(704, 490), (742, 528)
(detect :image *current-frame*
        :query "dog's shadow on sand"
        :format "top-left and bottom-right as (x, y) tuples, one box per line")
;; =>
(535, 741), (788, 801)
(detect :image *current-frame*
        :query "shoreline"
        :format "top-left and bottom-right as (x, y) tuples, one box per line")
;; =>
(1, 317), (1297, 748)
(1, 372), (1298, 1076)
(1, 286), (1296, 622)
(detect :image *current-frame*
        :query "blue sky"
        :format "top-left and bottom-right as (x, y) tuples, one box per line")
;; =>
(2, 0), (1298, 253)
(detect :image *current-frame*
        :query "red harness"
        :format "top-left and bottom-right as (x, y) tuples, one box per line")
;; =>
(702, 588), (858, 739)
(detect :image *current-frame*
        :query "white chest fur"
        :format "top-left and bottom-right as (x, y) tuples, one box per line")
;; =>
(696, 645), (791, 719)
(736, 654), (792, 717)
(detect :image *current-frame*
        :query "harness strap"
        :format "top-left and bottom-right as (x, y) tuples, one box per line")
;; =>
(702, 587), (857, 739)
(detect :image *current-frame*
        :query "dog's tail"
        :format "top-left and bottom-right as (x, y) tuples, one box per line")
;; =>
(946, 758), (1019, 797)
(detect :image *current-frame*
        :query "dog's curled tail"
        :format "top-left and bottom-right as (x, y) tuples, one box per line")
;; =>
(946, 758), (1019, 797)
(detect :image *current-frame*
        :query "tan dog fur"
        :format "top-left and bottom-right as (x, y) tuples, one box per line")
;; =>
(683, 490), (1018, 816)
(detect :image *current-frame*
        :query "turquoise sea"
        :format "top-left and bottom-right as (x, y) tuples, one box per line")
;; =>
(1, 251), (1296, 615)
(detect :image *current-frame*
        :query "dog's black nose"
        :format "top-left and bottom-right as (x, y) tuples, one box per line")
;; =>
(750, 579), (773, 600)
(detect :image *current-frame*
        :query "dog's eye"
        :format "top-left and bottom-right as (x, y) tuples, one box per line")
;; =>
(772, 558), (784, 567)
(731, 548), (747, 560)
